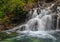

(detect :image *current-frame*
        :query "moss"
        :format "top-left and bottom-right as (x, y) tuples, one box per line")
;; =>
(0, 32), (18, 41)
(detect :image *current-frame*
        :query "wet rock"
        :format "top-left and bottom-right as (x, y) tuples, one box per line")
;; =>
(0, 24), (4, 31)
(45, 0), (55, 3)
(52, 13), (58, 29)
(20, 26), (26, 31)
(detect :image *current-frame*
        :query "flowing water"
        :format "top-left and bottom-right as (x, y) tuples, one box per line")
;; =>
(3, 4), (60, 42)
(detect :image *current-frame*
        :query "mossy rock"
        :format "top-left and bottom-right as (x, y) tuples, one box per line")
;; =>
(0, 31), (18, 41)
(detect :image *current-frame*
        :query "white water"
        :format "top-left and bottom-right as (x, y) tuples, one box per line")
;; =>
(14, 3), (56, 31)
(5, 4), (60, 42)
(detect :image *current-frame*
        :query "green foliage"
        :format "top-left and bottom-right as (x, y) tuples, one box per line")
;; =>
(28, 0), (35, 3)
(0, 11), (5, 18)
(0, 0), (26, 19)
(0, 0), (36, 19)
(0, 0), (36, 31)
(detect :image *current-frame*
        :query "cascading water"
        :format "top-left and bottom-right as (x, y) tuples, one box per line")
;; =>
(14, 3), (55, 31)
(4, 4), (60, 42)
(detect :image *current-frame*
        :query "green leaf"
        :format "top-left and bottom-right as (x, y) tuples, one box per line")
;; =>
(0, 11), (5, 19)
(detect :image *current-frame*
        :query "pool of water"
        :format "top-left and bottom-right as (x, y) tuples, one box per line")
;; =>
(1, 31), (60, 42)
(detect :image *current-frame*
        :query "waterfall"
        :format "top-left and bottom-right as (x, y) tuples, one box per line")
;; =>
(4, 4), (60, 42)
(16, 3), (56, 31)
(56, 6), (60, 30)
